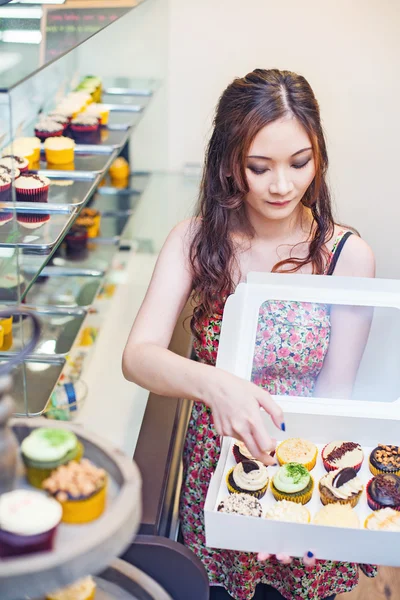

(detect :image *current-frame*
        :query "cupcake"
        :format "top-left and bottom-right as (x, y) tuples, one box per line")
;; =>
(0, 163), (20, 180)
(46, 113), (70, 129)
(15, 173), (50, 203)
(84, 103), (110, 125)
(364, 508), (400, 531)
(34, 119), (64, 141)
(265, 500), (310, 523)
(65, 225), (88, 260)
(319, 467), (363, 508)
(233, 440), (256, 463)
(0, 154), (29, 174)
(313, 504), (360, 529)
(21, 427), (84, 488)
(42, 458), (107, 524)
(0, 490), (62, 557)
(369, 444), (400, 476)
(109, 157), (130, 181)
(46, 576), (96, 600)
(217, 493), (262, 517)
(271, 463), (314, 505)
(44, 136), (75, 165)
(70, 115), (99, 137)
(226, 459), (269, 499)
(0, 172), (12, 203)
(366, 473), (400, 511)
(2, 138), (41, 164)
(50, 106), (76, 122)
(322, 441), (364, 473)
(76, 207), (101, 238)
(276, 438), (317, 471)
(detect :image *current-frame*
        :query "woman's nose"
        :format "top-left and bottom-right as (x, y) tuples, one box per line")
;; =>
(269, 172), (294, 196)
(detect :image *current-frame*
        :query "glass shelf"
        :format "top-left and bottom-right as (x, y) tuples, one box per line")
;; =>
(0, 1), (142, 92)
(25, 269), (103, 309)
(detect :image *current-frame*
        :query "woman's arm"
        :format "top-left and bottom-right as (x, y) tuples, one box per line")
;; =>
(314, 235), (376, 399)
(122, 219), (283, 462)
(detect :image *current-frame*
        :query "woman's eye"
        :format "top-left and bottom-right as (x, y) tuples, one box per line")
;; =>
(248, 167), (269, 175)
(292, 159), (311, 170)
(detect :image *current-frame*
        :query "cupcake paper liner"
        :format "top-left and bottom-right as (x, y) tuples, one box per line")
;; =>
(369, 460), (400, 478)
(0, 213), (13, 225)
(0, 181), (12, 203)
(58, 481), (107, 524)
(16, 185), (49, 204)
(318, 481), (362, 508)
(366, 477), (400, 512)
(270, 477), (314, 505)
(276, 444), (317, 472)
(17, 213), (50, 228)
(226, 468), (269, 499)
(34, 129), (63, 141)
(70, 124), (99, 133)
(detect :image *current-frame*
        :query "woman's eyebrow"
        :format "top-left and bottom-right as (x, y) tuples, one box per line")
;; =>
(248, 147), (313, 160)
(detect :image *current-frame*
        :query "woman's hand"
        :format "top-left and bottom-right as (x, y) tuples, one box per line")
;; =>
(258, 551), (316, 567)
(204, 368), (285, 465)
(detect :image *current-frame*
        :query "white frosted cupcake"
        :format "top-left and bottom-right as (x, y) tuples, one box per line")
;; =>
(0, 155), (28, 174)
(15, 173), (51, 229)
(2, 137), (41, 163)
(217, 493), (262, 517)
(265, 500), (310, 523)
(364, 508), (400, 531)
(226, 459), (269, 498)
(313, 504), (360, 529)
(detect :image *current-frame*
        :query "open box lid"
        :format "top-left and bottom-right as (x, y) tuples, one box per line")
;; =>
(216, 273), (400, 421)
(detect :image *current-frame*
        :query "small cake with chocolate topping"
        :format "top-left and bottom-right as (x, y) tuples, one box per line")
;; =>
(226, 460), (269, 499)
(366, 473), (400, 511)
(0, 155), (28, 174)
(369, 444), (400, 476)
(319, 467), (363, 507)
(217, 493), (262, 517)
(42, 458), (107, 523)
(322, 441), (364, 472)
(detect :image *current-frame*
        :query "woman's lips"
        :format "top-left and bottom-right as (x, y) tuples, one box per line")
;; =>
(266, 200), (292, 207)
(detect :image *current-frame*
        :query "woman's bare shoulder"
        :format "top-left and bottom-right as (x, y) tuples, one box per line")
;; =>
(330, 225), (375, 278)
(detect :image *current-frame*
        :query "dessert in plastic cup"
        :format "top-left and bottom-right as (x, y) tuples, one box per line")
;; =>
(366, 473), (400, 511)
(34, 119), (64, 141)
(46, 576), (97, 600)
(313, 503), (360, 528)
(44, 136), (75, 165)
(226, 459), (269, 499)
(42, 458), (107, 524)
(0, 489), (62, 557)
(319, 467), (364, 508)
(321, 441), (364, 473)
(271, 463), (314, 505)
(369, 444), (400, 476)
(21, 427), (84, 488)
(217, 493), (263, 517)
(364, 508), (400, 531)
(265, 500), (311, 523)
(276, 438), (317, 471)
(0, 154), (28, 174)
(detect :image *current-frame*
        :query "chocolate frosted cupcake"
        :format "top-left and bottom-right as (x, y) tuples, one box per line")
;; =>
(217, 493), (262, 517)
(322, 441), (364, 473)
(65, 225), (88, 260)
(369, 444), (400, 476)
(319, 467), (363, 508)
(0, 155), (29, 174)
(366, 473), (400, 511)
(226, 460), (269, 499)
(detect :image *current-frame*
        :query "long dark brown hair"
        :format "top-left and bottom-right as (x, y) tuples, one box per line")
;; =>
(189, 68), (335, 336)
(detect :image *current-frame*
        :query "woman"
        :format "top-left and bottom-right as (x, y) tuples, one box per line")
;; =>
(123, 69), (376, 600)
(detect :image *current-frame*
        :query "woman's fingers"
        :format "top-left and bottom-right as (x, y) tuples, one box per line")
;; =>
(257, 552), (272, 561)
(303, 551), (316, 567)
(256, 388), (285, 432)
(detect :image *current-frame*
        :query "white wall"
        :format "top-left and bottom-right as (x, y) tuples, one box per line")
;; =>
(167, 0), (400, 278)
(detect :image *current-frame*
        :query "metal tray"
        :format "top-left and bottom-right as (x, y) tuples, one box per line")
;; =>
(39, 144), (119, 174)
(0, 210), (77, 251)
(33, 170), (101, 208)
(1, 420), (142, 600)
(25, 270), (103, 309)
(97, 172), (151, 199)
(107, 105), (144, 131)
(1, 306), (86, 357)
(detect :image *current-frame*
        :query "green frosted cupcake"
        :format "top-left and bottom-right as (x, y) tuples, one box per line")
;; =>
(21, 428), (84, 488)
(271, 463), (314, 505)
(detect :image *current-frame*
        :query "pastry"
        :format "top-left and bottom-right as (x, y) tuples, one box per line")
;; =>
(0, 163), (20, 180)
(34, 119), (64, 141)
(313, 504), (360, 529)
(70, 115), (99, 132)
(84, 103), (110, 125)
(319, 467), (363, 507)
(0, 172), (12, 203)
(0, 490), (62, 557)
(0, 154), (28, 174)
(2, 137), (41, 163)
(366, 473), (400, 511)
(15, 173), (51, 229)
(217, 493), (262, 517)
(76, 207), (101, 238)
(276, 438), (317, 471)
(46, 576), (96, 600)
(226, 459), (269, 499)
(364, 508), (400, 531)
(369, 444), (400, 476)
(65, 225), (88, 260)
(271, 463), (313, 505)
(321, 441), (364, 472)
(42, 458), (107, 524)
(46, 113), (70, 129)
(109, 156), (130, 181)
(265, 500), (310, 523)
(44, 136), (75, 165)
(21, 427), (84, 488)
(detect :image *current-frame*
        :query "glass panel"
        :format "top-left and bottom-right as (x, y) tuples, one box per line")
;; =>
(251, 300), (398, 403)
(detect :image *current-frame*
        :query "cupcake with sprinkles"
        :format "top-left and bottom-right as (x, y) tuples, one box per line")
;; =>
(271, 463), (314, 505)
(369, 444), (400, 476)
(217, 493), (262, 517)
(0, 163), (20, 180)
(276, 438), (317, 471)
(366, 473), (400, 511)
(0, 155), (29, 174)
(15, 173), (50, 229)
(321, 441), (364, 473)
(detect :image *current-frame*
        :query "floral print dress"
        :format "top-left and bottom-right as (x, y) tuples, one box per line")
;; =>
(179, 231), (376, 600)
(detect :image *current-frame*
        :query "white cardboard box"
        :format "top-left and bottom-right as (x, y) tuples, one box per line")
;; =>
(204, 273), (400, 565)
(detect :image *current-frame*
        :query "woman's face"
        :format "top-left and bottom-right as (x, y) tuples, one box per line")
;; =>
(244, 116), (316, 222)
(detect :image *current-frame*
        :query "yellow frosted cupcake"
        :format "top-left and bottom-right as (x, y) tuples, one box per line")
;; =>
(226, 459), (269, 499)
(313, 504), (360, 529)
(319, 467), (364, 508)
(276, 438), (317, 471)
(265, 500), (310, 523)
(43, 458), (107, 524)
(44, 137), (75, 165)
(109, 157), (130, 180)
(271, 463), (314, 505)
(2, 138), (40, 164)
(47, 576), (96, 600)
(364, 508), (400, 531)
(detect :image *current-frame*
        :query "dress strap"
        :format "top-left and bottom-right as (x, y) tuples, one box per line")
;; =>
(326, 231), (353, 276)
